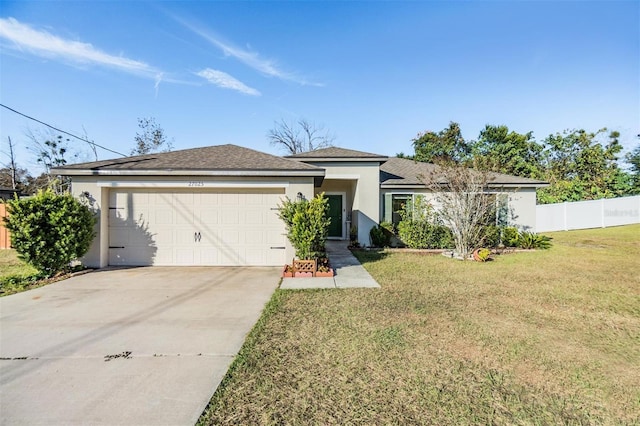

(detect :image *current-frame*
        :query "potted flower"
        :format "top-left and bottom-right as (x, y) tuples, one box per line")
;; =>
(282, 264), (294, 278)
(472, 248), (491, 262)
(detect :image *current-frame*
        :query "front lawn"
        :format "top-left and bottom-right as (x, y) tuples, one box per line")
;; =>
(0, 249), (44, 296)
(199, 225), (640, 424)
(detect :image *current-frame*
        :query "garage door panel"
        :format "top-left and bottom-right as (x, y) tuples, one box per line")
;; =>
(174, 249), (195, 265)
(154, 209), (174, 225)
(221, 193), (239, 205)
(220, 229), (239, 244)
(245, 210), (263, 225)
(109, 228), (129, 247)
(108, 208), (126, 223)
(243, 229), (264, 244)
(266, 248), (286, 265)
(197, 209), (218, 224)
(266, 229), (285, 245)
(109, 188), (286, 266)
(154, 248), (174, 265)
(198, 248), (219, 265)
(110, 248), (154, 266)
(217, 248), (239, 265)
(242, 248), (265, 265)
(220, 209), (239, 225)
(174, 209), (193, 225)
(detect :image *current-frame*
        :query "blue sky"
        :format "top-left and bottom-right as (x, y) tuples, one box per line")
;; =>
(1, 1), (638, 173)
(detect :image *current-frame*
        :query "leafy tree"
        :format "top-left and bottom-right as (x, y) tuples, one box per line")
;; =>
(131, 117), (174, 155)
(471, 125), (544, 178)
(625, 143), (640, 194)
(3, 189), (95, 276)
(395, 152), (414, 160)
(268, 118), (335, 154)
(412, 122), (470, 163)
(277, 193), (330, 259)
(0, 167), (32, 194)
(537, 129), (630, 203)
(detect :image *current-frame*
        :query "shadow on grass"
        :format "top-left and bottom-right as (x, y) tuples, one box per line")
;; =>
(350, 249), (389, 265)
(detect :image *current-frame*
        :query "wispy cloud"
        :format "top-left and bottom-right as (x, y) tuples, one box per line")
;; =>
(196, 68), (260, 96)
(172, 15), (321, 87)
(0, 17), (161, 80)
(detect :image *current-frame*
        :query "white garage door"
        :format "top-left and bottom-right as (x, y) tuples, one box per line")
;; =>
(108, 188), (286, 266)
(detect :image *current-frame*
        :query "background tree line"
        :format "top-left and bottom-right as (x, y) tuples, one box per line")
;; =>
(400, 122), (640, 204)
(4, 116), (638, 204)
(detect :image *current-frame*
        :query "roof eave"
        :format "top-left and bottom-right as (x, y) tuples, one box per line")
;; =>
(288, 157), (388, 163)
(52, 168), (326, 177)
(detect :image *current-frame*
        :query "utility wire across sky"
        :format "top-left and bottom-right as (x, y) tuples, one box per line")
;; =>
(1, 103), (127, 157)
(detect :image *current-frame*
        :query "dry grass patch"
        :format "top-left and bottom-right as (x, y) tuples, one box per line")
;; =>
(199, 225), (640, 425)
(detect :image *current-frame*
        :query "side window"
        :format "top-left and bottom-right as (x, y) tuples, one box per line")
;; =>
(485, 193), (509, 226)
(496, 194), (509, 226)
(392, 194), (412, 226)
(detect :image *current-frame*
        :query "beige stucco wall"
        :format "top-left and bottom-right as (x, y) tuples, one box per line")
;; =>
(507, 188), (537, 231)
(309, 162), (381, 244)
(68, 179), (105, 268)
(69, 175), (316, 267)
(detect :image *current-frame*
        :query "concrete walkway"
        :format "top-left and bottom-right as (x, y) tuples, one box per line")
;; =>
(280, 241), (380, 289)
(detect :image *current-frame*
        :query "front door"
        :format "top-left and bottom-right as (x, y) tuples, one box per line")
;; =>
(326, 194), (343, 238)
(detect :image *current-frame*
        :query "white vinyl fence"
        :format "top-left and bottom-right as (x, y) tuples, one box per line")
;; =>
(536, 196), (640, 232)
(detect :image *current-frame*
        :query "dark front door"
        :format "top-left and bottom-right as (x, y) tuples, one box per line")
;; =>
(327, 195), (343, 238)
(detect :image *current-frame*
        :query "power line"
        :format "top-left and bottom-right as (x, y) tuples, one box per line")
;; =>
(0, 103), (126, 157)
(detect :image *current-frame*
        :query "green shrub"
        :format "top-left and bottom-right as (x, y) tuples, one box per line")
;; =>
(502, 226), (520, 247)
(380, 221), (394, 234)
(397, 197), (454, 249)
(3, 190), (96, 276)
(369, 225), (391, 247)
(479, 225), (501, 248)
(278, 193), (330, 260)
(477, 226), (521, 248)
(517, 232), (553, 250)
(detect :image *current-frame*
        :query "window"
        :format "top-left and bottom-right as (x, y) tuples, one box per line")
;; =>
(384, 192), (510, 227)
(383, 193), (414, 226)
(484, 193), (509, 226)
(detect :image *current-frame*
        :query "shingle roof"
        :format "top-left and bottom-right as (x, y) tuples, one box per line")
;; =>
(380, 157), (547, 187)
(53, 144), (324, 176)
(286, 146), (388, 161)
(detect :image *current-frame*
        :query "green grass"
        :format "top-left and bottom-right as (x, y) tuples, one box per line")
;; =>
(199, 225), (639, 424)
(0, 249), (45, 296)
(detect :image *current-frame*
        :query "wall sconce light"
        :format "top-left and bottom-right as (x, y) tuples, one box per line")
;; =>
(296, 192), (305, 201)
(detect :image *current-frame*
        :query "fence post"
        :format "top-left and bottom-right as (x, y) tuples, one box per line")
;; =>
(563, 202), (568, 231)
(601, 198), (605, 228)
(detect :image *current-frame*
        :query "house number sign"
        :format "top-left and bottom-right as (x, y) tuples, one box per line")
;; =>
(187, 181), (205, 187)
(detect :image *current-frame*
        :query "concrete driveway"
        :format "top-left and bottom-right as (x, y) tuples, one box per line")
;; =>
(0, 267), (280, 425)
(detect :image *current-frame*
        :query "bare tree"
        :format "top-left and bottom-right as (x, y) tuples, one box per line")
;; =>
(25, 128), (79, 193)
(2, 136), (18, 189)
(423, 160), (496, 259)
(131, 117), (174, 155)
(268, 118), (335, 154)
(82, 126), (98, 161)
